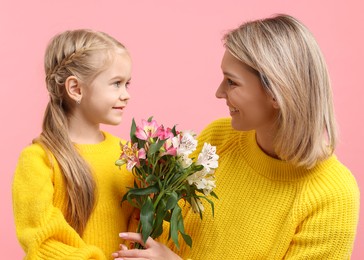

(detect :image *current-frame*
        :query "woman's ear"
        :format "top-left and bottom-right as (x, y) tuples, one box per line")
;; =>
(271, 96), (279, 109)
(65, 76), (82, 103)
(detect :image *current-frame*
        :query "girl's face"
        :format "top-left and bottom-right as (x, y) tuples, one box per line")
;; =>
(216, 50), (278, 133)
(80, 51), (132, 126)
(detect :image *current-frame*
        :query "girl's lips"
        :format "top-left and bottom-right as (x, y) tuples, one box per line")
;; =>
(112, 106), (125, 110)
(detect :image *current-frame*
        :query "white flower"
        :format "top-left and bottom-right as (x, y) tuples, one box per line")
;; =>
(191, 197), (204, 213)
(196, 143), (219, 173)
(186, 170), (216, 196)
(178, 153), (193, 168)
(175, 131), (197, 156)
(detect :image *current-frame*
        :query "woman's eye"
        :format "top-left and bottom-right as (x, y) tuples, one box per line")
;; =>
(227, 79), (236, 86)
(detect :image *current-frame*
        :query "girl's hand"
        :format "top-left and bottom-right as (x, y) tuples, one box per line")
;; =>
(112, 232), (182, 260)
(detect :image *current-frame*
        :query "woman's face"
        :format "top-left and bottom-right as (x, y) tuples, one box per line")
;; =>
(216, 50), (279, 132)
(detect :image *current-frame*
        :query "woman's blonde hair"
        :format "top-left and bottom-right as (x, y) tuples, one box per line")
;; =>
(224, 14), (337, 169)
(36, 29), (126, 235)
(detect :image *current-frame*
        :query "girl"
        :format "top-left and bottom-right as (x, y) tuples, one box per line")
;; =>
(13, 29), (135, 259)
(113, 14), (360, 259)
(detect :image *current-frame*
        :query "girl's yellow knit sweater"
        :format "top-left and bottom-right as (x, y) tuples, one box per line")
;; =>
(12, 131), (135, 259)
(166, 118), (360, 259)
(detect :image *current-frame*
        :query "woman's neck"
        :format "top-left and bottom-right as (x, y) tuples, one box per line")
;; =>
(255, 127), (279, 159)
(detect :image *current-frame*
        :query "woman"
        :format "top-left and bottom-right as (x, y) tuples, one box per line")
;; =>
(114, 14), (360, 259)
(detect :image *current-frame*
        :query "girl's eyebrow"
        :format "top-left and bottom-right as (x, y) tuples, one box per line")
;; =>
(109, 76), (131, 81)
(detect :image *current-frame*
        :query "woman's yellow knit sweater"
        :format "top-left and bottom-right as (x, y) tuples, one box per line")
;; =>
(12, 131), (134, 259)
(165, 118), (360, 259)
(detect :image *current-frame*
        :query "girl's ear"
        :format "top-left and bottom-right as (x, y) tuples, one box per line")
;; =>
(65, 76), (82, 103)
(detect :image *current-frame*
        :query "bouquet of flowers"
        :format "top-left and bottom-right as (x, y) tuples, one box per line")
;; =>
(115, 117), (218, 249)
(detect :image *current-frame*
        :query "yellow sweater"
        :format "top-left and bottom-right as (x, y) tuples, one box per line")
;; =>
(166, 118), (360, 259)
(12, 131), (134, 259)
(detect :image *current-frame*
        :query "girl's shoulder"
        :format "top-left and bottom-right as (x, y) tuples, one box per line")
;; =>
(102, 131), (127, 144)
(15, 141), (55, 174)
(19, 141), (50, 160)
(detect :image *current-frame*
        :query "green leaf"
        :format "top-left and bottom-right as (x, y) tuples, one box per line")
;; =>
(146, 174), (158, 185)
(140, 197), (154, 244)
(165, 191), (178, 210)
(200, 196), (215, 217)
(171, 125), (177, 136)
(210, 191), (219, 199)
(148, 140), (166, 157)
(178, 218), (192, 248)
(152, 199), (167, 238)
(180, 232), (192, 248)
(170, 204), (182, 249)
(130, 118), (137, 143)
(121, 192), (140, 209)
(127, 183), (159, 196)
(147, 116), (154, 122)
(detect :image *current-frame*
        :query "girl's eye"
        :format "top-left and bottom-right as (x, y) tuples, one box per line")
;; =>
(125, 81), (131, 89)
(114, 81), (122, 88)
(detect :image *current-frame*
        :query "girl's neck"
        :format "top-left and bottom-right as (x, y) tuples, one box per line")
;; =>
(67, 116), (104, 144)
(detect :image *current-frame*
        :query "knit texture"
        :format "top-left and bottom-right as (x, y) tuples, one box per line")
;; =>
(13, 131), (135, 259)
(164, 118), (360, 259)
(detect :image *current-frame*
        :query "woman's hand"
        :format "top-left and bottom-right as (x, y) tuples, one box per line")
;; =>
(112, 232), (182, 260)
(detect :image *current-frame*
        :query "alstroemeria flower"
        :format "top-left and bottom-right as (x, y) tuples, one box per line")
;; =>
(191, 197), (204, 213)
(157, 126), (175, 140)
(119, 142), (146, 171)
(196, 143), (219, 173)
(160, 138), (177, 157)
(186, 170), (216, 195)
(135, 119), (161, 141)
(173, 131), (197, 156)
(178, 153), (193, 168)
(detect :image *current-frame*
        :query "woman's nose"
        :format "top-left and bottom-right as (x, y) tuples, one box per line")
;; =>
(215, 82), (226, 99)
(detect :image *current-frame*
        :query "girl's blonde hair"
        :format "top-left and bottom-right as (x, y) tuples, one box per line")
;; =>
(224, 14), (337, 169)
(36, 29), (126, 235)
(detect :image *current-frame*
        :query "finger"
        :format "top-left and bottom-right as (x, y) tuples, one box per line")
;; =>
(115, 258), (147, 260)
(119, 232), (155, 248)
(118, 248), (149, 258)
(117, 243), (129, 251)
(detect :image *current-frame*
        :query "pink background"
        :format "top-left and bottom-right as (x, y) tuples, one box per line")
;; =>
(1, 0), (363, 258)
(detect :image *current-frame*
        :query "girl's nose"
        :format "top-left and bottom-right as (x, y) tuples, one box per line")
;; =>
(119, 86), (131, 100)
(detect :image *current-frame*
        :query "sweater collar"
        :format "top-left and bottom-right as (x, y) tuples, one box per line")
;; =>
(74, 131), (116, 153)
(238, 130), (337, 181)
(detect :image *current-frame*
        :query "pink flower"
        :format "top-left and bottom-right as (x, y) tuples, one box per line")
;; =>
(120, 142), (146, 171)
(157, 127), (175, 140)
(135, 119), (161, 140)
(161, 138), (177, 156)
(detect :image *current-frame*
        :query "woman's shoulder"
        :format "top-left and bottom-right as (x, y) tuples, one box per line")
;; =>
(204, 117), (233, 131)
(304, 156), (359, 201)
(200, 118), (235, 138)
